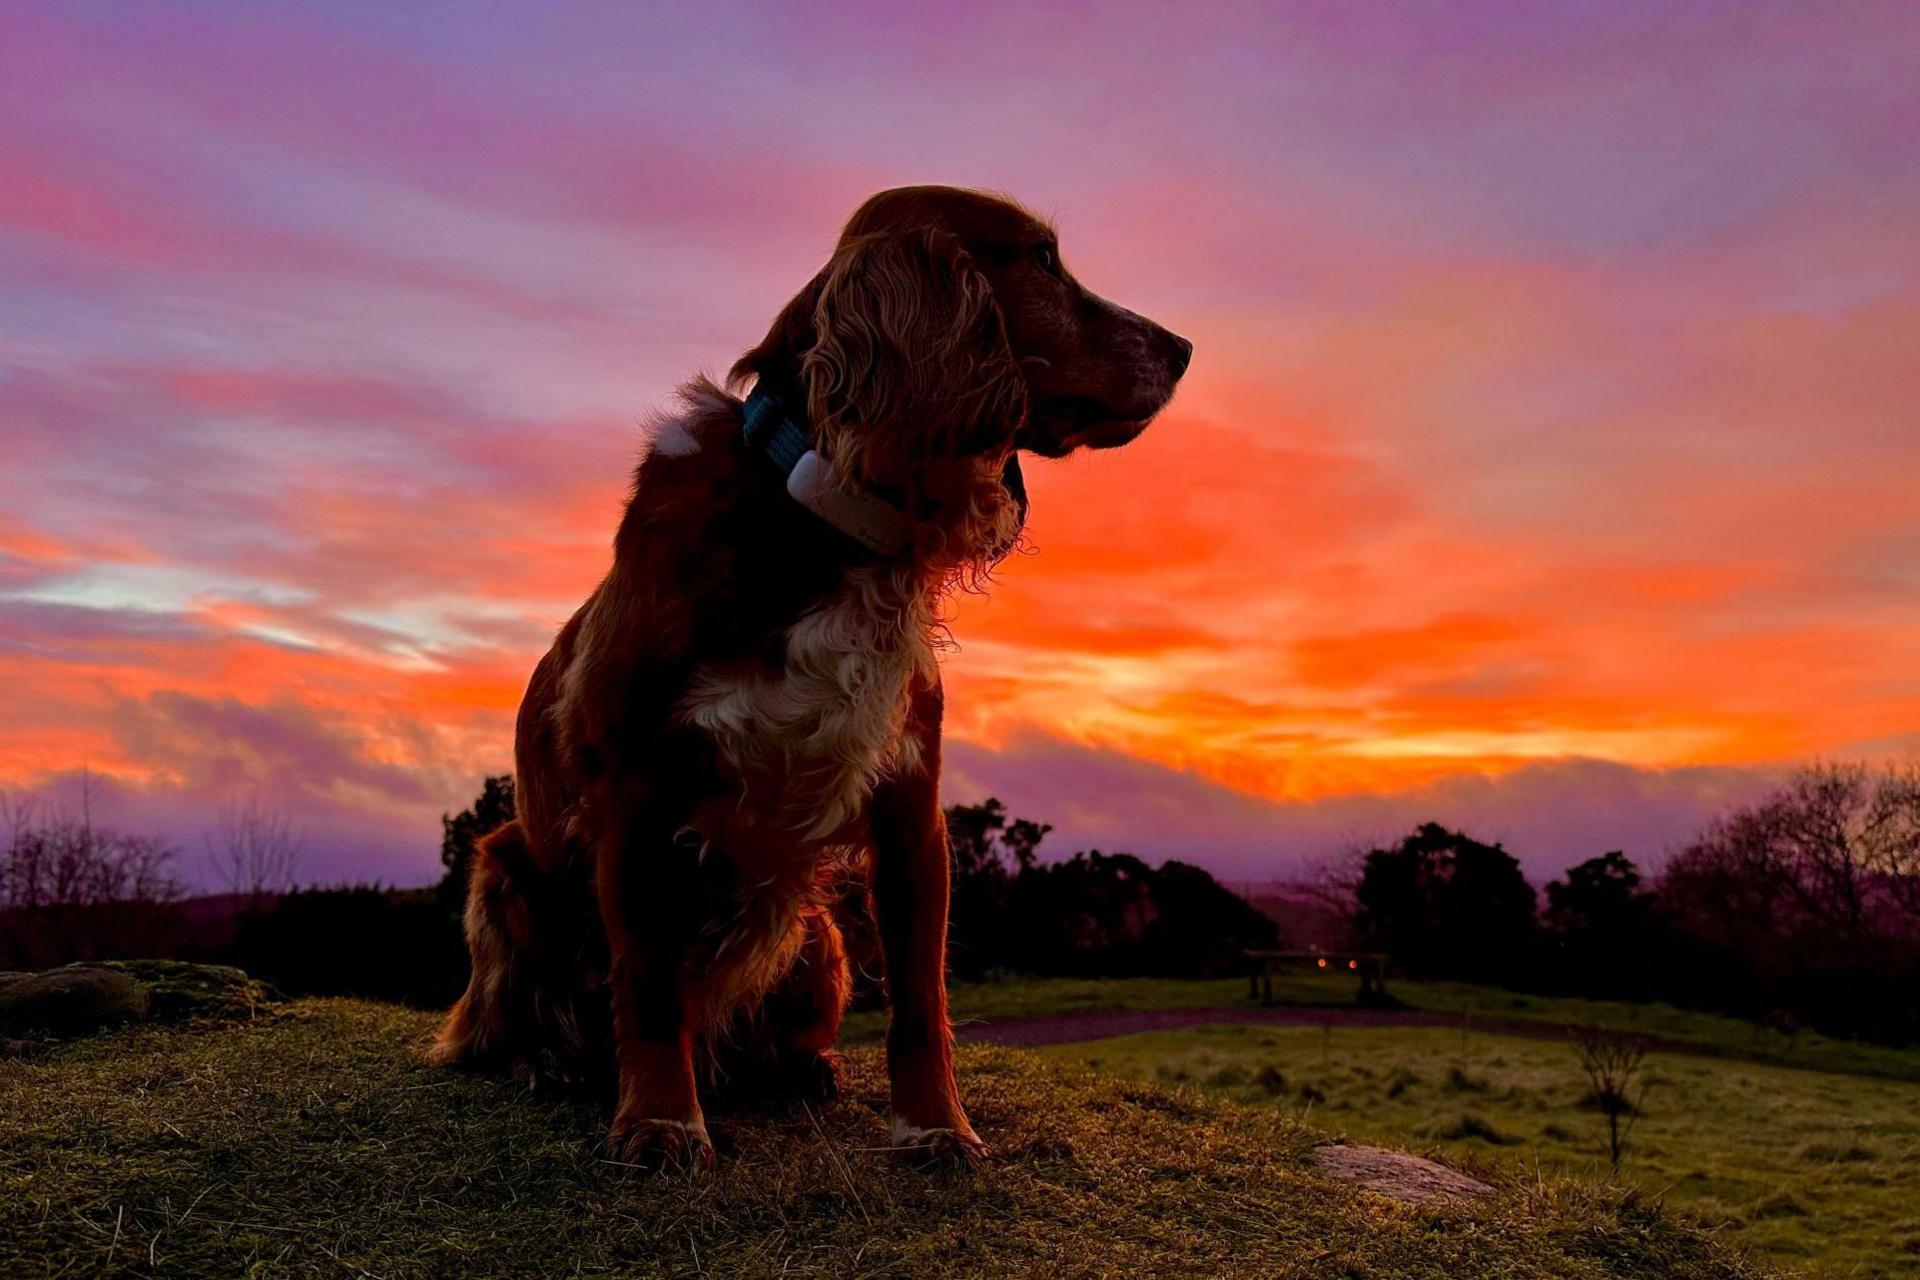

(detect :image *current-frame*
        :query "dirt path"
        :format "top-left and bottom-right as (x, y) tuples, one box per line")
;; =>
(954, 1004), (1620, 1049)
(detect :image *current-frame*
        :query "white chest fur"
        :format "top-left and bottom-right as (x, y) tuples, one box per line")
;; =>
(678, 565), (936, 840)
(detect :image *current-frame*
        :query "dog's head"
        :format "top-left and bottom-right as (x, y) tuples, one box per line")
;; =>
(730, 186), (1192, 486)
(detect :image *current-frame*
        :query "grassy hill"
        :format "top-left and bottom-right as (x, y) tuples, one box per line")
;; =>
(1039, 1023), (1920, 1277)
(0, 998), (1768, 1278)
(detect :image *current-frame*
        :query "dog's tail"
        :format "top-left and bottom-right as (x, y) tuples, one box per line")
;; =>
(426, 819), (529, 1068)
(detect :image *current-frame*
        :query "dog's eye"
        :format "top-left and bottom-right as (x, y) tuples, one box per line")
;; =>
(1032, 244), (1061, 277)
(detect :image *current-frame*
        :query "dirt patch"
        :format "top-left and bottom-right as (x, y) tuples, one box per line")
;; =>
(1313, 1142), (1493, 1204)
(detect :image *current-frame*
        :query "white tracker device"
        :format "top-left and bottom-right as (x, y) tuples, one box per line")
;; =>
(785, 450), (913, 557)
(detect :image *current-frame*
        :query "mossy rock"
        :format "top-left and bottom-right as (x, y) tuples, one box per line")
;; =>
(0, 965), (147, 1036)
(94, 960), (284, 1024)
(0, 961), (282, 1040)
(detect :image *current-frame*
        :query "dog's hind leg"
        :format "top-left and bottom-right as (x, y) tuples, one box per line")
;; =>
(431, 819), (607, 1093)
(715, 907), (850, 1103)
(778, 907), (852, 1063)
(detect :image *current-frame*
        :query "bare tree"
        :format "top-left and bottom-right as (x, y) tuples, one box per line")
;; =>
(1660, 760), (1920, 971)
(1300, 845), (1365, 919)
(205, 795), (305, 911)
(2, 776), (183, 910)
(0, 779), (185, 965)
(1858, 760), (1920, 928)
(1573, 1026), (1652, 1176)
(1772, 763), (1875, 941)
(0, 789), (42, 911)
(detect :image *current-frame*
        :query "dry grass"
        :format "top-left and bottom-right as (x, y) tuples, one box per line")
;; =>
(0, 999), (1772, 1278)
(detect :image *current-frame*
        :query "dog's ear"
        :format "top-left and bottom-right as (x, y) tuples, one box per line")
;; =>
(729, 270), (827, 394)
(800, 227), (1027, 486)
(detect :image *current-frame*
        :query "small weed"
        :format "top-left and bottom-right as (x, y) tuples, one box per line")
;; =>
(1426, 1111), (1519, 1145)
(1445, 1065), (1490, 1093)
(1204, 1064), (1249, 1088)
(1794, 1140), (1880, 1163)
(1573, 1026), (1652, 1176)
(1750, 1190), (1813, 1219)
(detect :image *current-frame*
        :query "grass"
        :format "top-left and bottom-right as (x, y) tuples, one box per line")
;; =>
(0, 999), (1770, 1278)
(1035, 1024), (1920, 1278)
(842, 974), (1920, 1083)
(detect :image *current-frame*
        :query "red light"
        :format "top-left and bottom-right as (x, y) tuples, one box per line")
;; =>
(1316, 958), (1327, 969)
(1348, 960), (1358, 970)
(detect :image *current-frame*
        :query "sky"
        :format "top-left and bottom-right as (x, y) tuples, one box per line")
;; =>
(2, 1), (1917, 887)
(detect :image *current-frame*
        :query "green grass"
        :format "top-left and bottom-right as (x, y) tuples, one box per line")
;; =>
(842, 974), (1254, 1041)
(842, 975), (1920, 1083)
(1365, 982), (1920, 1084)
(0, 999), (1770, 1278)
(1036, 1024), (1920, 1278)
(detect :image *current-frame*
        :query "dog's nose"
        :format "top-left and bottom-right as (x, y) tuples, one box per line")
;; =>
(1167, 331), (1193, 379)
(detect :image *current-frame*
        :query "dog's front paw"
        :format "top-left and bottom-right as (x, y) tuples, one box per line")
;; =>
(785, 1049), (841, 1103)
(890, 1117), (990, 1169)
(608, 1116), (715, 1174)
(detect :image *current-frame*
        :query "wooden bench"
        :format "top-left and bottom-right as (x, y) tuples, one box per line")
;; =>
(1243, 949), (1391, 1004)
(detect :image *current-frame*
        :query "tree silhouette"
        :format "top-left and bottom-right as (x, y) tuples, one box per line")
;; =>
(1544, 851), (1658, 996)
(943, 800), (1276, 978)
(1355, 823), (1535, 981)
(437, 775), (515, 915)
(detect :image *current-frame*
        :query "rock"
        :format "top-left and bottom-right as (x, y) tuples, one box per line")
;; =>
(95, 960), (283, 1024)
(1312, 1143), (1493, 1205)
(0, 965), (149, 1036)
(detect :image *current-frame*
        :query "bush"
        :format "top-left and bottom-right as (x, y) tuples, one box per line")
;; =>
(944, 799), (1279, 979)
(231, 886), (467, 1008)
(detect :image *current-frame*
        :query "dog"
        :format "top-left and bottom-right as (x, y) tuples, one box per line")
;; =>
(430, 185), (1191, 1170)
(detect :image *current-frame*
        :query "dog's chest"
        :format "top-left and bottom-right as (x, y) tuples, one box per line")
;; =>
(677, 568), (934, 840)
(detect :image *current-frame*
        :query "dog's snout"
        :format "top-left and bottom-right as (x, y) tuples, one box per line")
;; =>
(1157, 329), (1193, 380)
(1167, 331), (1193, 378)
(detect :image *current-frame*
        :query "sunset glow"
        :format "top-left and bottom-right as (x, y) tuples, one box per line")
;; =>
(3, 2), (1916, 882)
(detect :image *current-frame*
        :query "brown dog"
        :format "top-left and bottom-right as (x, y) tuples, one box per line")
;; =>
(431, 186), (1190, 1169)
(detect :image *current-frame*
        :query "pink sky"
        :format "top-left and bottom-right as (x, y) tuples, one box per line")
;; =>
(2, 2), (1917, 885)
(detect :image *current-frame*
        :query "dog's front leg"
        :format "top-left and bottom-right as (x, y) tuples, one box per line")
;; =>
(868, 681), (988, 1166)
(594, 804), (713, 1172)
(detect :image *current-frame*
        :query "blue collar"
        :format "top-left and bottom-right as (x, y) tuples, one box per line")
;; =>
(740, 384), (814, 478)
(741, 385), (913, 556)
